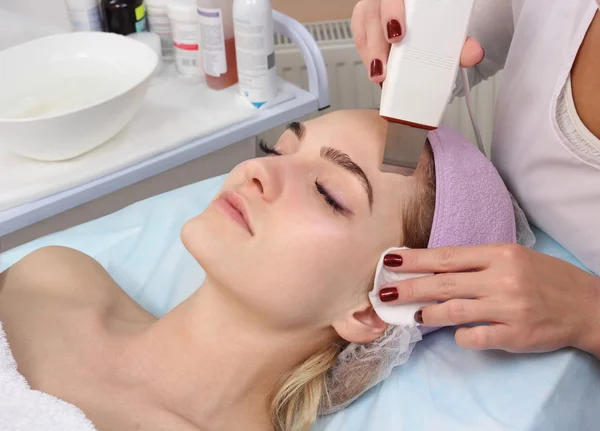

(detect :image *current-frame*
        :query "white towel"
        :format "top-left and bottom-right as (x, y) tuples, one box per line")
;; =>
(0, 322), (97, 431)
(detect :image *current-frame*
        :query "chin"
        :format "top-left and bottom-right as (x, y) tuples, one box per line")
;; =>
(182, 210), (221, 261)
(181, 206), (248, 274)
(181, 213), (255, 306)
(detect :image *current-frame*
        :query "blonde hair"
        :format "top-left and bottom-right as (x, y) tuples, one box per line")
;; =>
(270, 342), (344, 431)
(269, 142), (436, 431)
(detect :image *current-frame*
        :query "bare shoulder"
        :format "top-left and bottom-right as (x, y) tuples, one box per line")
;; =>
(1, 246), (125, 307)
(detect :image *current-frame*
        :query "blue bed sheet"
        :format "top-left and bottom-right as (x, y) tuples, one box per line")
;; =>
(2, 174), (599, 431)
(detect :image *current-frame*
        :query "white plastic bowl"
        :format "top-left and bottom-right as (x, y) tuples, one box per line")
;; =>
(0, 32), (158, 161)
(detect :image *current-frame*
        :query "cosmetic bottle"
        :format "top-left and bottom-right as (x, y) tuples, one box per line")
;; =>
(65, 0), (103, 32)
(233, 0), (277, 107)
(168, 0), (203, 77)
(101, 0), (147, 35)
(146, 0), (175, 61)
(197, 0), (238, 89)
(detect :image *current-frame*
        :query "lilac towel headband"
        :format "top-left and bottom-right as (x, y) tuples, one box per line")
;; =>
(420, 125), (517, 335)
(427, 125), (516, 249)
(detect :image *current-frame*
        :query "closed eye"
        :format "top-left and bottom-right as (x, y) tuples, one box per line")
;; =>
(259, 139), (281, 156)
(315, 180), (346, 214)
(258, 140), (349, 215)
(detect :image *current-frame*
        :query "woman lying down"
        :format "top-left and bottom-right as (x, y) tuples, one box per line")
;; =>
(0, 110), (521, 431)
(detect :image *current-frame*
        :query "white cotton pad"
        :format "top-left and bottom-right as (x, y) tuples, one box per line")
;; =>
(368, 247), (436, 327)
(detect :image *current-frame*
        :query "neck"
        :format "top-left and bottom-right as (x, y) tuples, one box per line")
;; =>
(124, 280), (334, 430)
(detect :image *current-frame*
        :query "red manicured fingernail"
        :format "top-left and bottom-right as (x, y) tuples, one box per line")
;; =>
(379, 287), (399, 302)
(387, 19), (402, 39)
(414, 309), (423, 324)
(383, 254), (403, 267)
(370, 59), (383, 77)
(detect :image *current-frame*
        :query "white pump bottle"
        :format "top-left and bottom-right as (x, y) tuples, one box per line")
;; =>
(233, 0), (278, 108)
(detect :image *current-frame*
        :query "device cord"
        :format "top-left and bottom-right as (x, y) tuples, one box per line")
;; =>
(460, 67), (486, 155)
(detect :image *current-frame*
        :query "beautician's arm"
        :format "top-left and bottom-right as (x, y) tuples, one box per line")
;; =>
(376, 244), (600, 358)
(577, 294), (600, 359)
(583, 330), (600, 359)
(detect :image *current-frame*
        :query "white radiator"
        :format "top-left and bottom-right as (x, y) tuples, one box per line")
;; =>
(263, 19), (501, 154)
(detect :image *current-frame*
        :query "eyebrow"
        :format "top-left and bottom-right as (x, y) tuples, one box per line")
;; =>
(286, 121), (305, 139)
(286, 122), (374, 210)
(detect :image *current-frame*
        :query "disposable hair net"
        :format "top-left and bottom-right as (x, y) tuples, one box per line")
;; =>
(320, 325), (422, 415)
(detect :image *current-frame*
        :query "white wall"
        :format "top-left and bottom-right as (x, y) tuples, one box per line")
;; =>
(2, 0), (359, 28)
(2, 0), (70, 28)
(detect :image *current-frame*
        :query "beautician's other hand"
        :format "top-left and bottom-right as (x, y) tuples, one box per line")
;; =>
(378, 244), (600, 357)
(352, 0), (484, 83)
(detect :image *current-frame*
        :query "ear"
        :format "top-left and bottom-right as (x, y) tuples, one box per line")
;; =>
(332, 301), (388, 344)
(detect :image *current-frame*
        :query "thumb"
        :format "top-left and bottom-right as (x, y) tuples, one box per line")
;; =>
(460, 37), (484, 68)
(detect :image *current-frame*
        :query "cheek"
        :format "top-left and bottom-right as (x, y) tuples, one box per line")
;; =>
(271, 212), (403, 322)
(250, 212), (376, 326)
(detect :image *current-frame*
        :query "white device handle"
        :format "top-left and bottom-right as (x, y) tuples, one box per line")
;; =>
(380, 0), (475, 128)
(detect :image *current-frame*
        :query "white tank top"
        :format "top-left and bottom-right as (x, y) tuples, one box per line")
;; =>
(467, 0), (600, 274)
(556, 76), (600, 170)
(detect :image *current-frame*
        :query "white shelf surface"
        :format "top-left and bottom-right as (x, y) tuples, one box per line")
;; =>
(0, 80), (318, 237)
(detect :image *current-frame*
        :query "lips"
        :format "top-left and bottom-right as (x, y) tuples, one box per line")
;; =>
(215, 190), (254, 235)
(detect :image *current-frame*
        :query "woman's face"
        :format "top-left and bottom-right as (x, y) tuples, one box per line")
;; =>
(182, 110), (418, 337)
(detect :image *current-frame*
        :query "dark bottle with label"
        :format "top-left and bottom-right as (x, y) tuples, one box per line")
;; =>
(101, 0), (148, 35)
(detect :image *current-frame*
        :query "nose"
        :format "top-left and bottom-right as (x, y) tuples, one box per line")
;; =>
(243, 158), (281, 202)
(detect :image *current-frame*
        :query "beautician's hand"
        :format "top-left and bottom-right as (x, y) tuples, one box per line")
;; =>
(351, 0), (484, 83)
(378, 244), (600, 357)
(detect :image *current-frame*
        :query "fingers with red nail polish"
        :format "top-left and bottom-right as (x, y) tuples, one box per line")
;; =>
(379, 290), (425, 324)
(379, 287), (398, 302)
(380, 0), (406, 43)
(414, 309), (423, 324)
(355, 0), (391, 83)
(386, 19), (402, 40)
(370, 59), (383, 77)
(383, 254), (403, 267)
